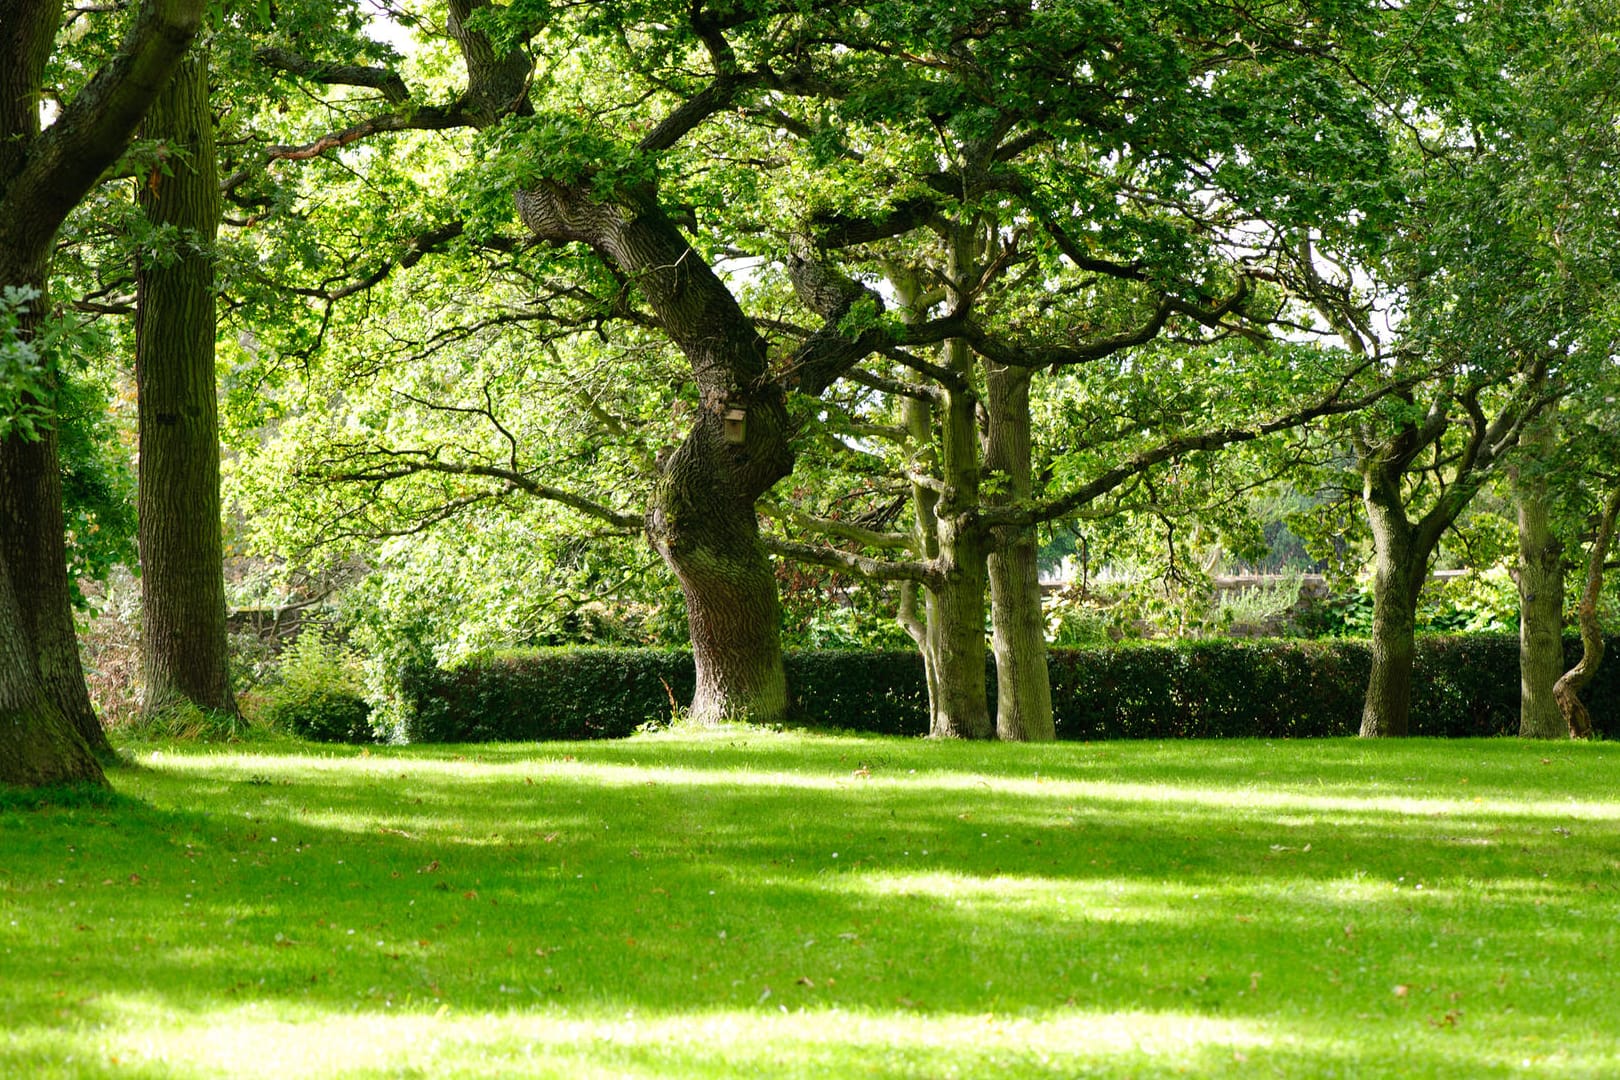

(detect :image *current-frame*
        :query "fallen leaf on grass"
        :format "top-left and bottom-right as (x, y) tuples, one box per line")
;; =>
(417, 860), (441, 874)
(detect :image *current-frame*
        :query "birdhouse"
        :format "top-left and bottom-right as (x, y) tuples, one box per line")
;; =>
(723, 406), (747, 445)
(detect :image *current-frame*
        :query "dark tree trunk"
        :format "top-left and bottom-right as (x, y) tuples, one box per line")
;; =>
(983, 362), (1053, 741)
(1554, 482), (1620, 739)
(517, 183), (793, 724)
(0, 422), (108, 753)
(1515, 413), (1565, 738)
(0, 556), (103, 786)
(135, 52), (236, 718)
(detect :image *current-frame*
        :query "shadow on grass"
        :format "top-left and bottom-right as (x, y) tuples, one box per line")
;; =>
(1, 735), (1617, 1077)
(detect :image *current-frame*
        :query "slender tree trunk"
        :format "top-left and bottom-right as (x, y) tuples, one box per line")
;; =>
(1515, 411), (1565, 738)
(1361, 500), (1426, 737)
(899, 390), (943, 734)
(983, 361), (1054, 741)
(518, 184), (793, 724)
(898, 580), (940, 732)
(1554, 481), (1620, 739)
(135, 52), (236, 718)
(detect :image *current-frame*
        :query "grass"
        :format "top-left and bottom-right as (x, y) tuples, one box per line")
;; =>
(2, 731), (1618, 1078)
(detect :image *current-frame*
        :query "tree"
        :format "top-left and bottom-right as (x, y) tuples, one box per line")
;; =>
(135, 49), (237, 719)
(1282, 1), (1615, 737)
(0, 0), (205, 787)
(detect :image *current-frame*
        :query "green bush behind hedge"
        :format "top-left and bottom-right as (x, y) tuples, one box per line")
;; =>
(394, 636), (1620, 743)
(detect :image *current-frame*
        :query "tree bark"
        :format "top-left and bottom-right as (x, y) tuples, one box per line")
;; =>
(983, 361), (1054, 741)
(0, 430), (107, 752)
(1554, 481), (1620, 739)
(135, 52), (236, 718)
(517, 183), (792, 724)
(925, 336), (992, 739)
(1360, 498), (1426, 737)
(0, 555), (103, 786)
(1514, 410), (1565, 738)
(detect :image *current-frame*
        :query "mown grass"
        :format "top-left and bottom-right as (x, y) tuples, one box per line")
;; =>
(2, 732), (1618, 1078)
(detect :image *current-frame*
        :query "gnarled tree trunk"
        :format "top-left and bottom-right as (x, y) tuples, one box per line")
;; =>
(518, 183), (792, 724)
(0, 556), (102, 786)
(135, 52), (237, 719)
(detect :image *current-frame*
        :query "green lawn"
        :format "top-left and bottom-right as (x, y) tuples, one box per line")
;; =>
(2, 732), (1617, 1078)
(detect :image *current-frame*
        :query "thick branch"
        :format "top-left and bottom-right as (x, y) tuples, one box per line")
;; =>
(254, 47), (410, 103)
(758, 502), (911, 550)
(761, 536), (933, 583)
(2, 0), (205, 261)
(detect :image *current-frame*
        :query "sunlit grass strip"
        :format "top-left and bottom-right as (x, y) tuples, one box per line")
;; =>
(3, 734), (1618, 1079)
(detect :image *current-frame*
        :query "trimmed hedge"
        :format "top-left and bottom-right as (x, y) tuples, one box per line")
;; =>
(394, 636), (1620, 743)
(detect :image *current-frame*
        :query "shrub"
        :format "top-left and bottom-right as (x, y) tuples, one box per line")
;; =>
(392, 635), (1620, 742)
(259, 627), (375, 744)
(398, 648), (694, 743)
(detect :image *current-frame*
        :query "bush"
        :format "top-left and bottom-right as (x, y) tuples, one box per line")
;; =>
(260, 627), (375, 744)
(264, 689), (374, 744)
(398, 648), (694, 743)
(392, 635), (1620, 743)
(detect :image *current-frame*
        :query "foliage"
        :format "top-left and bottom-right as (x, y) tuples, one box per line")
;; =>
(257, 626), (374, 743)
(394, 636), (1620, 744)
(56, 359), (138, 607)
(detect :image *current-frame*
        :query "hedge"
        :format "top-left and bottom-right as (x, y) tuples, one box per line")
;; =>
(393, 636), (1620, 743)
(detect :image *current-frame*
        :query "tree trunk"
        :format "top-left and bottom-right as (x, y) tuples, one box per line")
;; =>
(0, 556), (104, 786)
(898, 391), (943, 734)
(1554, 481), (1620, 739)
(983, 361), (1054, 741)
(0, 429), (108, 753)
(1514, 411), (1565, 738)
(925, 337), (991, 739)
(1361, 500), (1425, 737)
(135, 52), (236, 718)
(649, 437), (788, 723)
(517, 183), (793, 724)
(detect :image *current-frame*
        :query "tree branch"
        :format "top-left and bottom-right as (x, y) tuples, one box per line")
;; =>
(254, 47), (410, 103)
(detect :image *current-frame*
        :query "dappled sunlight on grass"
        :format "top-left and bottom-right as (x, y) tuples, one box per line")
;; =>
(3, 734), (1619, 1077)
